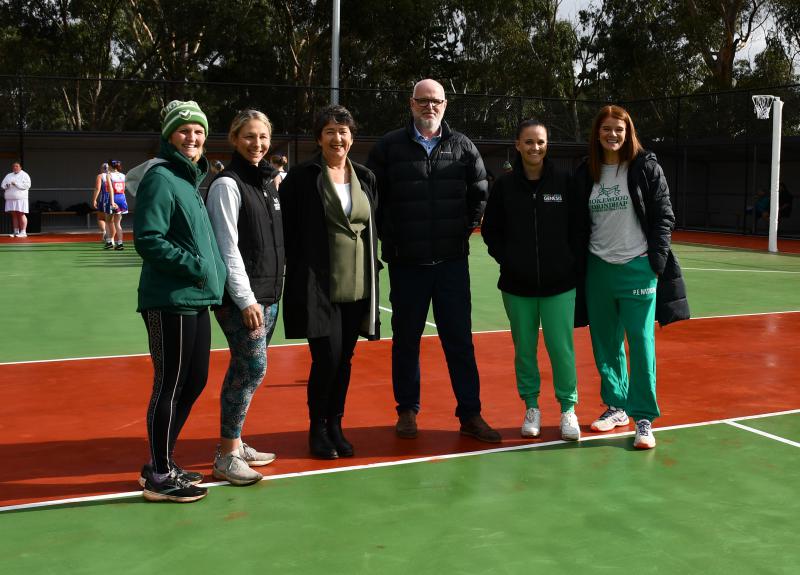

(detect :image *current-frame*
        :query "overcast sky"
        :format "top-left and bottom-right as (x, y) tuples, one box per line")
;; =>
(557, 0), (770, 63)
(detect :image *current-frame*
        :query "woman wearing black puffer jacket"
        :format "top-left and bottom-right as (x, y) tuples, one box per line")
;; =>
(482, 119), (582, 443)
(573, 105), (689, 451)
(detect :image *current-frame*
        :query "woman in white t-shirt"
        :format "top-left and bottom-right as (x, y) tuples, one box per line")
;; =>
(573, 105), (688, 450)
(2, 161), (31, 238)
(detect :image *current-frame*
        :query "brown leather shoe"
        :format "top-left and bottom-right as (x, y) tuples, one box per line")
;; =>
(459, 415), (502, 443)
(396, 410), (418, 438)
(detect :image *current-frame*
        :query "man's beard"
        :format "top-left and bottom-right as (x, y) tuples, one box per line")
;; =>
(417, 117), (441, 133)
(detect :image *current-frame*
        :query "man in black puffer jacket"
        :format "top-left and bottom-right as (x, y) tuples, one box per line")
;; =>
(367, 78), (500, 443)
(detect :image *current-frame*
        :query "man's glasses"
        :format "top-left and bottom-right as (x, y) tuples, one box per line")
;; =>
(413, 98), (446, 108)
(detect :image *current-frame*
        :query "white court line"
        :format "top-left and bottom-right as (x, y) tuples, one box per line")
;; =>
(3, 309), (800, 366)
(724, 420), (800, 448)
(683, 267), (800, 274)
(2, 407), (798, 514)
(379, 305), (438, 330)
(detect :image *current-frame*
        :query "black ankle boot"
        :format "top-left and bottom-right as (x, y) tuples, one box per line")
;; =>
(326, 416), (354, 457)
(309, 419), (338, 459)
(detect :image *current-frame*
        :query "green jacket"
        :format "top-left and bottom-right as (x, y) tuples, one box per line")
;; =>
(133, 139), (226, 313)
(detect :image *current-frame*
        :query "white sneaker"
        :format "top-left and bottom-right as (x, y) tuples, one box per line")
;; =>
(238, 442), (276, 467)
(633, 419), (656, 449)
(560, 411), (581, 441)
(590, 406), (630, 432)
(16, 232), (27, 238)
(520, 407), (541, 437)
(212, 452), (263, 486)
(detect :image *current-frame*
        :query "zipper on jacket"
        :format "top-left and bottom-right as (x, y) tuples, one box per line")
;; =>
(533, 186), (541, 287)
(265, 181), (283, 298)
(198, 188), (219, 293)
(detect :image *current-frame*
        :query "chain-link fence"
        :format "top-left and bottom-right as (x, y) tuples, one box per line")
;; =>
(1, 75), (798, 235)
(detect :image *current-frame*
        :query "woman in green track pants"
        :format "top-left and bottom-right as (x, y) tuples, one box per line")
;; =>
(482, 119), (582, 441)
(573, 105), (678, 450)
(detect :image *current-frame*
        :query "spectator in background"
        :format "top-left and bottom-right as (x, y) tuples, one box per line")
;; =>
(91, 162), (109, 243)
(269, 154), (288, 188)
(366, 78), (500, 444)
(747, 182), (793, 232)
(2, 161), (31, 238)
(106, 160), (128, 250)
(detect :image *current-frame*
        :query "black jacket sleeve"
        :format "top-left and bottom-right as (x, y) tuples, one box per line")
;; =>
(480, 177), (505, 264)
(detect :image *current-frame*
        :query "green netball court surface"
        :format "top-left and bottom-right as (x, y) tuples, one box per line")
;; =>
(1, 232), (799, 574)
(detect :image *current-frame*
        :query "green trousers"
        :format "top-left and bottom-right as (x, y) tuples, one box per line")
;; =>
(501, 289), (578, 412)
(585, 253), (660, 422)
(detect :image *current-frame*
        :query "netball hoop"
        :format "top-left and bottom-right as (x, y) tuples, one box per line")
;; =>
(751, 95), (783, 253)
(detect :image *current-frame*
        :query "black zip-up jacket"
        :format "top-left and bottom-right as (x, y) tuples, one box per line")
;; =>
(210, 151), (284, 306)
(481, 155), (580, 297)
(366, 118), (488, 264)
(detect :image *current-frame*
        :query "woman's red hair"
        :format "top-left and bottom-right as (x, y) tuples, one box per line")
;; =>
(588, 105), (643, 182)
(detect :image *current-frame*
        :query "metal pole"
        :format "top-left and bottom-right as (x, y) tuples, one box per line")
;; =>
(17, 74), (25, 166)
(330, 0), (340, 105)
(767, 97), (783, 253)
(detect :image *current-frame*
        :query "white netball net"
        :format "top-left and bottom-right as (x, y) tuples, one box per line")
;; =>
(752, 95), (775, 119)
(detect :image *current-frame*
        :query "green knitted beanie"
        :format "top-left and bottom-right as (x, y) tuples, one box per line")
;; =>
(160, 100), (209, 139)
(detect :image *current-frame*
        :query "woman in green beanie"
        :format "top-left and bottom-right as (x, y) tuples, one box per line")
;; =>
(133, 100), (226, 502)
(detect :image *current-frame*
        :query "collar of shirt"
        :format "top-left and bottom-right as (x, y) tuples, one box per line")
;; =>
(412, 124), (442, 156)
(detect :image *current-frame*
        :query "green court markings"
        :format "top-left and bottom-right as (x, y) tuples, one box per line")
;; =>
(728, 412), (800, 445)
(3, 239), (800, 362)
(1, 415), (798, 574)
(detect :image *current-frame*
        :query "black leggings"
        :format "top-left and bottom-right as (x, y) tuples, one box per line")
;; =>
(307, 300), (368, 421)
(142, 309), (211, 474)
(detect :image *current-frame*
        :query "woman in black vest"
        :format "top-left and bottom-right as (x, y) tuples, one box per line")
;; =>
(280, 105), (380, 459)
(206, 109), (285, 485)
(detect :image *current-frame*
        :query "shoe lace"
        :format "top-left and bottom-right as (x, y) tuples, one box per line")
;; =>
(636, 420), (651, 436)
(168, 468), (193, 488)
(599, 407), (619, 421)
(524, 408), (538, 423)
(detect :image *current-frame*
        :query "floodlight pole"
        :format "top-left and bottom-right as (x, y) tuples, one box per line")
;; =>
(767, 97), (783, 253)
(330, 0), (340, 105)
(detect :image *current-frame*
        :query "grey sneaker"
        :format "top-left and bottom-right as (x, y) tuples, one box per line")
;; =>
(590, 406), (630, 432)
(633, 419), (656, 449)
(213, 452), (263, 486)
(238, 442), (276, 467)
(520, 407), (541, 438)
(560, 411), (581, 441)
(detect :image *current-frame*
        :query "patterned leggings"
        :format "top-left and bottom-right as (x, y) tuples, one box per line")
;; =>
(214, 301), (278, 439)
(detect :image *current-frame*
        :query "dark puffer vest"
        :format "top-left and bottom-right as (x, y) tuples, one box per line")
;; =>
(212, 151), (285, 305)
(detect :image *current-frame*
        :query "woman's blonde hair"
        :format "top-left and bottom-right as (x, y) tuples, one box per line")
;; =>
(589, 105), (643, 182)
(228, 109), (272, 146)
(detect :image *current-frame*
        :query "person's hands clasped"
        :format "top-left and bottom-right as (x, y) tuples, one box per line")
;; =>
(241, 303), (264, 331)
